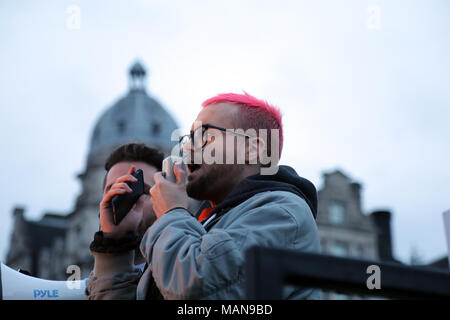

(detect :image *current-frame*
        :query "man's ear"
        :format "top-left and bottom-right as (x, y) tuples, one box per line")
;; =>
(246, 137), (265, 165)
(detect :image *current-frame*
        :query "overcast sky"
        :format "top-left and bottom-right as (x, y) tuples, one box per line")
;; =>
(1, 0), (449, 264)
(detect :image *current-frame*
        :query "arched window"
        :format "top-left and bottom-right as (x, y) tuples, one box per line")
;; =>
(152, 123), (161, 135)
(328, 201), (346, 225)
(117, 120), (126, 134)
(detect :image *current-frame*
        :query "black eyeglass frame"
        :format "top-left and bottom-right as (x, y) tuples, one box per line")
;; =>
(178, 124), (254, 151)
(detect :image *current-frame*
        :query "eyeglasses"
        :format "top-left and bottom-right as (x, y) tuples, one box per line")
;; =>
(178, 124), (253, 151)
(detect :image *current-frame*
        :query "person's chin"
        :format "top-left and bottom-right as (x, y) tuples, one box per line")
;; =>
(186, 167), (209, 199)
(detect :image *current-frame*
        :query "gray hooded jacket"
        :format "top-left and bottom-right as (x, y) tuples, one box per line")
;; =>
(86, 165), (321, 300)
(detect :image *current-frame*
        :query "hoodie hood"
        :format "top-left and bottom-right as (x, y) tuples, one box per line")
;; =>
(209, 165), (317, 219)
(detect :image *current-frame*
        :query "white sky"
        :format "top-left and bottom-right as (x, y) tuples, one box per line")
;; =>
(1, 0), (449, 264)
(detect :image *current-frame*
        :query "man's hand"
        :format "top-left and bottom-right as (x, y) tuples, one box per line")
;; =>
(100, 166), (144, 239)
(150, 164), (189, 219)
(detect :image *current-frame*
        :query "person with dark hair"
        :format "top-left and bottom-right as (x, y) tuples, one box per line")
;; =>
(85, 142), (164, 299)
(87, 93), (320, 300)
(102, 142), (163, 189)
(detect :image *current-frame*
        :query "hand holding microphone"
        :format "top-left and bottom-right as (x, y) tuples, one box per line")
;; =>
(150, 157), (189, 219)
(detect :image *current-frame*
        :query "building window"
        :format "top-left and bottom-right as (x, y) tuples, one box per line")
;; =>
(117, 121), (126, 134)
(355, 244), (365, 258)
(328, 201), (346, 225)
(329, 241), (348, 257)
(152, 123), (161, 135)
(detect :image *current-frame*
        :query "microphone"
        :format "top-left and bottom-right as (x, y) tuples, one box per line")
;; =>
(162, 156), (202, 215)
(162, 156), (187, 183)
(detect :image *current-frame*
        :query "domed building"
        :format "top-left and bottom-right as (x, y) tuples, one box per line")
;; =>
(6, 61), (179, 279)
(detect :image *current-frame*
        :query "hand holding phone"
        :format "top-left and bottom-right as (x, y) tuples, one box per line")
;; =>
(111, 169), (144, 225)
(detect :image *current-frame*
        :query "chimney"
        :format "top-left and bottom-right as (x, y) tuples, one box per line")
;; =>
(12, 206), (25, 218)
(371, 210), (394, 261)
(350, 182), (362, 210)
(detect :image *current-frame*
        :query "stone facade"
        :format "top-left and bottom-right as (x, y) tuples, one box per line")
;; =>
(6, 207), (68, 279)
(315, 170), (396, 299)
(316, 170), (378, 260)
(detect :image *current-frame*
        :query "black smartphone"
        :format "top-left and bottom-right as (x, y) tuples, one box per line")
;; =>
(111, 169), (144, 225)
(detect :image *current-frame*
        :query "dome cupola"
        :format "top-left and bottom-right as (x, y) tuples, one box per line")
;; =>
(88, 60), (178, 164)
(129, 61), (147, 92)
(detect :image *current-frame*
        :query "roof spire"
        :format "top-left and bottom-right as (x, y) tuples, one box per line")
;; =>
(129, 60), (147, 91)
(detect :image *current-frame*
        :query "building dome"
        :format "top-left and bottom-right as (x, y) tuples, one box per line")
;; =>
(88, 61), (179, 161)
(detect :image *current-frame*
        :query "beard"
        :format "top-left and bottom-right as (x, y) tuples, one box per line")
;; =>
(186, 164), (235, 201)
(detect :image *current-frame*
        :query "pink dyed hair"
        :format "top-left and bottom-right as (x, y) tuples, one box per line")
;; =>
(202, 92), (283, 158)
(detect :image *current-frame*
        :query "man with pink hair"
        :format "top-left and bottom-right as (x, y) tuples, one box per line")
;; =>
(86, 92), (321, 300)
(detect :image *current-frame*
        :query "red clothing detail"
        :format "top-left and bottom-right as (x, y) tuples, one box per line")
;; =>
(198, 207), (214, 222)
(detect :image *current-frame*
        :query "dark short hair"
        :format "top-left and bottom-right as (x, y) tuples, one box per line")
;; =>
(103, 143), (164, 189)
